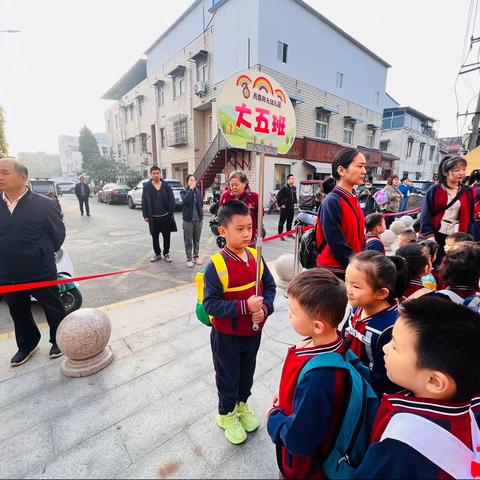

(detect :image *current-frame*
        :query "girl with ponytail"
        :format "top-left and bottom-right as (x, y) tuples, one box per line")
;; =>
(344, 251), (409, 394)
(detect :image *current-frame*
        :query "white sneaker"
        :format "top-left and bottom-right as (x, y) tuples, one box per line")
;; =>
(150, 255), (162, 263)
(164, 254), (172, 263)
(193, 257), (202, 265)
(187, 260), (194, 268)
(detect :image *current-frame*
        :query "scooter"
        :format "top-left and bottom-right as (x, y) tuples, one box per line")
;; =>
(54, 248), (83, 315)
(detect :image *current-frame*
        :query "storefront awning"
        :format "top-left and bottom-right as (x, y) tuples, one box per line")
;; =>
(304, 161), (332, 174)
(344, 115), (363, 124)
(316, 106), (339, 115)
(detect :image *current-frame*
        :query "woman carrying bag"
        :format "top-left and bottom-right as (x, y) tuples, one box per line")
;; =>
(383, 175), (403, 228)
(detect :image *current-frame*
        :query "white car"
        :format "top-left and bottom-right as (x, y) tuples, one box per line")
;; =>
(56, 180), (77, 194)
(127, 179), (186, 210)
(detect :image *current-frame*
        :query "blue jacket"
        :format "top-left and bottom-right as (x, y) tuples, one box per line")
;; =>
(0, 189), (65, 284)
(180, 188), (204, 222)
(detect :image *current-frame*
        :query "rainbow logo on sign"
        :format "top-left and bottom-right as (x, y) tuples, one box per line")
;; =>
(253, 76), (274, 95)
(275, 89), (286, 104)
(236, 74), (252, 88)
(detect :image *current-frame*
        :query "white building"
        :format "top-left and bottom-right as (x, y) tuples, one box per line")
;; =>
(58, 133), (108, 179)
(102, 0), (393, 201)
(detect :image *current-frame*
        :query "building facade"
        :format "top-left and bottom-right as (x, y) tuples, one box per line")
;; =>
(102, 0), (394, 200)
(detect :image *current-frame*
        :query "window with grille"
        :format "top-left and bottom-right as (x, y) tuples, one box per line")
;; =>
(407, 137), (414, 157)
(315, 111), (329, 139)
(366, 128), (375, 148)
(160, 128), (166, 148)
(196, 56), (208, 82)
(157, 85), (165, 107)
(173, 73), (185, 99)
(380, 140), (389, 151)
(343, 121), (354, 144)
(277, 41), (288, 63)
(418, 142), (425, 164)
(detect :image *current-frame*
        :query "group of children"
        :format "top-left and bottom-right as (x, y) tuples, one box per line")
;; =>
(201, 200), (480, 479)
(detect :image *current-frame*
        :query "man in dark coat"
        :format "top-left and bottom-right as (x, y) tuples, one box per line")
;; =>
(142, 165), (177, 263)
(0, 158), (66, 366)
(74, 176), (91, 216)
(276, 174), (297, 240)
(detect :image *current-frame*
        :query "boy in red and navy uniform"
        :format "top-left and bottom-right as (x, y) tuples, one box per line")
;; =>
(316, 185), (365, 279)
(266, 269), (349, 479)
(203, 200), (276, 445)
(365, 212), (386, 255)
(353, 297), (480, 479)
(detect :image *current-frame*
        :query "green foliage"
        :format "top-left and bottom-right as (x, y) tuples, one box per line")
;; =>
(79, 125), (101, 172)
(0, 106), (8, 157)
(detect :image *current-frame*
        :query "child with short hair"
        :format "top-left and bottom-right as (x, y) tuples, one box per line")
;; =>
(203, 200), (276, 445)
(345, 250), (409, 394)
(444, 231), (474, 253)
(267, 269), (359, 479)
(365, 212), (386, 254)
(396, 243), (431, 299)
(353, 297), (480, 479)
(419, 239), (439, 290)
(397, 228), (417, 247)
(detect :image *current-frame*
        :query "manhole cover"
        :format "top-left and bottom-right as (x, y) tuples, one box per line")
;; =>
(109, 230), (140, 237)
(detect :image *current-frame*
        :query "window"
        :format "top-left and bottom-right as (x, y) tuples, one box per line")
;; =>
(343, 120), (354, 144)
(379, 140), (389, 151)
(406, 137), (414, 157)
(315, 110), (329, 139)
(418, 142), (425, 164)
(336, 72), (344, 88)
(160, 128), (166, 148)
(138, 98), (143, 117)
(403, 171), (409, 179)
(161, 169), (167, 179)
(277, 41), (288, 63)
(382, 110), (405, 129)
(416, 171), (422, 180)
(131, 138), (136, 154)
(117, 144), (122, 158)
(274, 164), (291, 190)
(127, 140), (131, 154)
(196, 55), (208, 82)
(374, 91), (380, 105)
(129, 105), (134, 121)
(173, 119), (188, 144)
(429, 145), (436, 162)
(107, 119), (111, 132)
(207, 115), (215, 142)
(115, 114), (118, 128)
(157, 85), (165, 107)
(173, 73), (185, 99)
(124, 108), (128, 124)
(366, 128), (375, 148)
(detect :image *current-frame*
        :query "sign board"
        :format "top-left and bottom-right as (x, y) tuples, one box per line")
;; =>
(216, 70), (296, 155)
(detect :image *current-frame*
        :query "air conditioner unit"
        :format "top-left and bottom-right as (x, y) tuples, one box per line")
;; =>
(194, 81), (207, 96)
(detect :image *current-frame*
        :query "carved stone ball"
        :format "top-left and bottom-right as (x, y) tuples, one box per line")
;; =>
(390, 220), (406, 236)
(273, 254), (296, 289)
(400, 215), (414, 228)
(381, 229), (396, 249)
(56, 308), (111, 361)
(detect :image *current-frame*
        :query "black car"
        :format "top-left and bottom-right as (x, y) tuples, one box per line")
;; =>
(97, 183), (130, 204)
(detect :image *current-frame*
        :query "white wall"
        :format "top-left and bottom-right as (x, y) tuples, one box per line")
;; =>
(256, 0), (388, 113)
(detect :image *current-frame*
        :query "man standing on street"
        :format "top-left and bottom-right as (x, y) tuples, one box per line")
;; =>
(276, 174), (297, 240)
(142, 165), (177, 263)
(0, 158), (66, 366)
(74, 176), (91, 216)
(398, 177), (412, 213)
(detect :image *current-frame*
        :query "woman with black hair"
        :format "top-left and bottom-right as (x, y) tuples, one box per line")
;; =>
(420, 155), (475, 263)
(315, 148), (366, 279)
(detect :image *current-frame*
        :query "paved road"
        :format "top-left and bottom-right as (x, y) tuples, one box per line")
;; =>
(0, 194), (299, 334)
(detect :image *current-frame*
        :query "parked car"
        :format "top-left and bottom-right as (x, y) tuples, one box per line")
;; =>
(97, 183), (130, 204)
(28, 178), (62, 211)
(126, 178), (186, 210)
(56, 180), (77, 194)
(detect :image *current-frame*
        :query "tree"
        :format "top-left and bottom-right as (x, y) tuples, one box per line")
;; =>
(0, 106), (8, 158)
(78, 125), (100, 172)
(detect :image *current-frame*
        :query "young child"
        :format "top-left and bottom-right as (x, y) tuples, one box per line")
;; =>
(444, 231), (474, 253)
(397, 228), (417, 248)
(396, 243), (431, 299)
(365, 213), (386, 254)
(353, 297), (480, 479)
(203, 200), (276, 445)
(266, 268), (351, 479)
(419, 239), (439, 291)
(345, 250), (409, 394)
(437, 241), (480, 301)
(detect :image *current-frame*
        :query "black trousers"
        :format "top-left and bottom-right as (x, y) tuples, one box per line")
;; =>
(4, 284), (65, 351)
(151, 217), (171, 255)
(210, 328), (261, 414)
(78, 196), (90, 215)
(278, 207), (294, 235)
(434, 231), (448, 269)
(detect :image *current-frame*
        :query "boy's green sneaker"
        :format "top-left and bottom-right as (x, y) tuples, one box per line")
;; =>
(237, 402), (259, 433)
(216, 409), (247, 444)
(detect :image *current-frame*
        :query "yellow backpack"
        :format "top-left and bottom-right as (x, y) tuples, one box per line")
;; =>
(195, 247), (264, 326)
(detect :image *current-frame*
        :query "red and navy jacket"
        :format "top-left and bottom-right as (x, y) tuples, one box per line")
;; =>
(404, 278), (426, 298)
(267, 336), (348, 480)
(420, 184), (475, 238)
(365, 234), (386, 255)
(219, 188), (259, 240)
(316, 186), (365, 276)
(435, 286), (479, 301)
(344, 305), (400, 395)
(202, 247), (275, 336)
(353, 392), (480, 480)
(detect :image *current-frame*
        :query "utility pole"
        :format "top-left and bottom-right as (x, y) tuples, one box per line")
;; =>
(468, 93), (480, 150)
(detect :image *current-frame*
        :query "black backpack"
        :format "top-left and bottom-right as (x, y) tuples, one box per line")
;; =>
(299, 227), (318, 269)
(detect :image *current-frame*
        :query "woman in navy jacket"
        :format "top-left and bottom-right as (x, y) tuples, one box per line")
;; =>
(181, 174), (204, 268)
(420, 155), (475, 265)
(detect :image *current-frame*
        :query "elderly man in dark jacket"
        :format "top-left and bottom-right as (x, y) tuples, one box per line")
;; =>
(74, 176), (91, 216)
(276, 174), (297, 239)
(0, 158), (66, 366)
(142, 165), (177, 263)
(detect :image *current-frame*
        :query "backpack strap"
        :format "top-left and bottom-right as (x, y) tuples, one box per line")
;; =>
(436, 289), (465, 304)
(381, 411), (479, 479)
(407, 287), (432, 300)
(246, 246), (265, 279)
(211, 252), (229, 292)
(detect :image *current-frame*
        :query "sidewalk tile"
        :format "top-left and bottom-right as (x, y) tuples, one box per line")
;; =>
(116, 432), (213, 479)
(0, 376), (100, 443)
(0, 368), (45, 409)
(117, 379), (217, 462)
(0, 422), (54, 479)
(260, 337), (290, 360)
(253, 348), (283, 380)
(51, 375), (159, 454)
(96, 342), (177, 391)
(168, 324), (211, 355)
(147, 344), (213, 397)
(28, 427), (130, 479)
(257, 363), (283, 395)
(270, 326), (302, 346)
